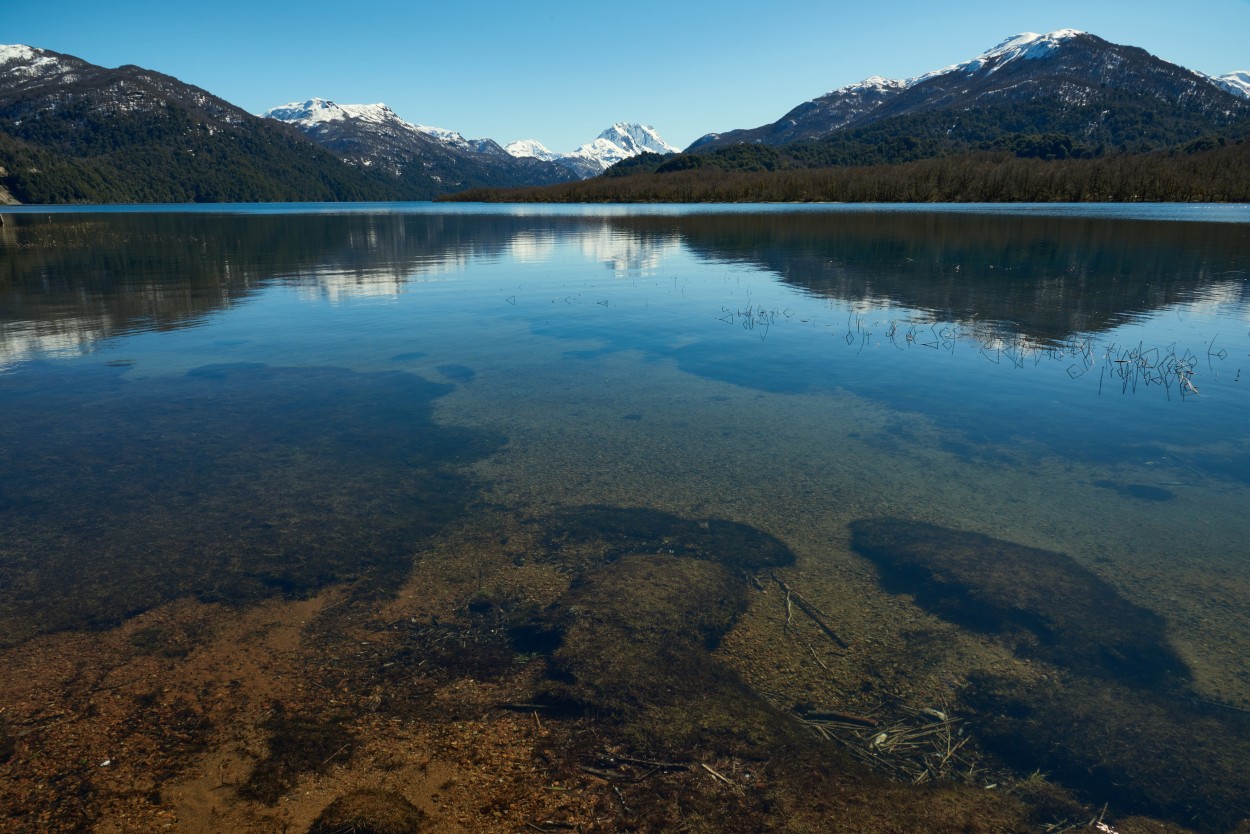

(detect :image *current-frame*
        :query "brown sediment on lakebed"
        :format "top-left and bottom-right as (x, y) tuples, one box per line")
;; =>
(0, 506), (1234, 834)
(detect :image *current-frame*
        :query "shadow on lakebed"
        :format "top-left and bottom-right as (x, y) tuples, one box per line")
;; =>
(526, 505), (802, 755)
(0, 362), (502, 645)
(848, 518), (1188, 687)
(850, 517), (1250, 832)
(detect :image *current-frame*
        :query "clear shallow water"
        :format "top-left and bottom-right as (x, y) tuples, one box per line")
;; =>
(2, 204), (1250, 829)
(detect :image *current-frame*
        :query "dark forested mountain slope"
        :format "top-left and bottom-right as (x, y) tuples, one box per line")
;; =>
(691, 31), (1250, 159)
(0, 46), (576, 204)
(0, 45), (413, 203)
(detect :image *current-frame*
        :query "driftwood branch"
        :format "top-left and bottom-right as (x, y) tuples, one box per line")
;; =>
(771, 574), (849, 649)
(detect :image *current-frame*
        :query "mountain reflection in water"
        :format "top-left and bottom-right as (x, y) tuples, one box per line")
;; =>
(5, 209), (1248, 359)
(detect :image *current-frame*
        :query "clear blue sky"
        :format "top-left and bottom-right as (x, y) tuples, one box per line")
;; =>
(4, 0), (1248, 152)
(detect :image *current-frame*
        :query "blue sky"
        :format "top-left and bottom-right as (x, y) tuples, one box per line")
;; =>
(5, 0), (1248, 152)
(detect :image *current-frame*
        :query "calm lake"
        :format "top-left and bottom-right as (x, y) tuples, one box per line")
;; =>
(1, 203), (1249, 833)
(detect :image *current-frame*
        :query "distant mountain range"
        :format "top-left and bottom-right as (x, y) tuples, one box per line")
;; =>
(1, 32), (1247, 205)
(260, 100), (675, 182)
(258, 98), (577, 192)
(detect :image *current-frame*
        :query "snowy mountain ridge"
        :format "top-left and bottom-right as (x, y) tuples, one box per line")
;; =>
(502, 139), (562, 162)
(258, 97), (574, 192)
(818, 30), (1087, 100)
(261, 98), (483, 149)
(1210, 71), (1250, 99)
(593, 123), (680, 157)
(691, 29), (1250, 152)
(915, 29), (1087, 82)
(506, 122), (679, 176)
(0, 44), (58, 75)
(263, 100), (674, 177)
(0, 44), (88, 91)
(263, 98), (399, 127)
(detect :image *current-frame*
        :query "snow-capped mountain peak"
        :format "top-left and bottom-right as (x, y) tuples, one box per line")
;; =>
(262, 98), (477, 149)
(1, 44), (55, 71)
(0, 44), (74, 82)
(595, 123), (680, 156)
(689, 27), (1250, 154)
(1212, 70), (1250, 99)
(505, 123), (678, 176)
(1, 44), (43, 67)
(262, 98), (401, 127)
(812, 32), (1086, 103)
(257, 97), (575, 189)
(570, 136), (634, 166)
(912, 29), (1087, 85)
(261, 99), (671, 178)
(977, 29), (1086, 66)
(503, 139), (562, 162)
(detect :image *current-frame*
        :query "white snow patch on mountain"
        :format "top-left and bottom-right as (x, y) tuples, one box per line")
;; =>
(821, 74), (910, 97)
(816, 31), (1085, 100)
(912, 29), (1086, 85)
(262, 98), (400, 126)
(567, 136), (635, 169)
(1213, 71), (1250, 99)
(857, 75), (909, 91)
(0, 44), (64, 77)
(0, 44), (39, 64)
(504, 139), (562, 161)
(263, 98), (480, 148)
(412, 124), (471, 146)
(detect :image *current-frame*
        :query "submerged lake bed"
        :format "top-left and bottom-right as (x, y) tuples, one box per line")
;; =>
(1, 203), (1248, 833)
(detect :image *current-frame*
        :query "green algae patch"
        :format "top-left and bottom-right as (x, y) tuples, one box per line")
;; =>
(849, 518), (1189, 687)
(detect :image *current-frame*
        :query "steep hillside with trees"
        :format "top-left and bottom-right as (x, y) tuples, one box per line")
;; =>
(444, 139), (1250, 203)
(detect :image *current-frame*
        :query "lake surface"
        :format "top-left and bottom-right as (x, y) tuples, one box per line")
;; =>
(2, 203), (1249, 833)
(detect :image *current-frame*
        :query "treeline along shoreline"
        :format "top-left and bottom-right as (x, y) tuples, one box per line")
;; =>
(442, 141), (1250, 204)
